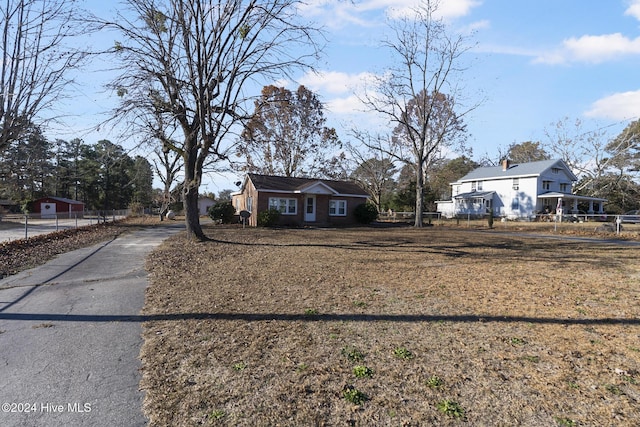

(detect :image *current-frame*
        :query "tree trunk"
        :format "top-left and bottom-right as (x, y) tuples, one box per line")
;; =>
(184, 183), (205, 240)
(183, 146), (206, 241)
(414, 165), (424, 227)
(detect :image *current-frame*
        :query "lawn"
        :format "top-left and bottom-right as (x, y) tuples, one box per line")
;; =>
(141, 224), (640, 426)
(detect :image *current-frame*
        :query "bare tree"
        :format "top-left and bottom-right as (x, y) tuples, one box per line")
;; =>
(356, 2), (473, 226)
(237, 85), (342, 178)
(152, 145), (182, 220)
(0, 0), (88, 152)
(606, 119), (640, 177)
(102, 0), (321, 239)
(347, 134), (397, 212)
(506, 141), (550, 163)
(543, 117), (610, 193)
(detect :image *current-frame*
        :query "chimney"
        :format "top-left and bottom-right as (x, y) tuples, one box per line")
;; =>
(502, 159), (510, 171)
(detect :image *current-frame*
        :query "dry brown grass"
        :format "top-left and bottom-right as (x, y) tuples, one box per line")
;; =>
(141, 224), (640, 426)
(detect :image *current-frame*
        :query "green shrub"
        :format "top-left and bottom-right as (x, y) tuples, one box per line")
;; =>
(341, 346), (365, 363)
(354, 203), (378, 224)
(342, 385), (368, 405)
(353, 365), (374, 378)
(393, 347), (414, 360)
(208, 201), (235, 223)
(437, 399), (465, 418)
(257, 209), (281, 227)
(168, 201), (183, 213)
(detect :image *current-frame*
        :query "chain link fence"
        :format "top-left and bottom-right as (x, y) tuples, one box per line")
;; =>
(0, 210), (129, 242)
(377, 211), (638, 236)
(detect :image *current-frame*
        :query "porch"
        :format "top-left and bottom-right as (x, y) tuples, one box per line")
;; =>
(452, 191), (495, 218)
(537, 192), (607, 222)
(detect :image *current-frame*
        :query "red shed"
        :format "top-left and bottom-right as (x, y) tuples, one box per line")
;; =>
(32, 197), (85, 218)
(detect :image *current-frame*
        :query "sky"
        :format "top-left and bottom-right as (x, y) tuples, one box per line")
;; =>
(295, 0), (640, 154)
(58, 0), (640, 194)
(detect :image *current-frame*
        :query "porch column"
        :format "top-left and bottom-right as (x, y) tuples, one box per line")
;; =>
(572, 199), (578, 213)
(588, 200), (594, 214)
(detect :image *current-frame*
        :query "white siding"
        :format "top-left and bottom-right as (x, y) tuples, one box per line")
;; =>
(436, 161), (588, 220)
(438, 175), (542, 219)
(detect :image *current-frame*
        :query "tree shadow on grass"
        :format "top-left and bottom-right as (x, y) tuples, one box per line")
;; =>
(1, 311), (638, 326)
(205, 230), (638, 269)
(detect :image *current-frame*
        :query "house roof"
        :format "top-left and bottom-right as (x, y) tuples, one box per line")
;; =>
(245, 174), (369, 197)
(538, 192), (608, 202)
(454, 190), (495, 200)
(35, 196), (84, 205)
(455, 159), (578, 182)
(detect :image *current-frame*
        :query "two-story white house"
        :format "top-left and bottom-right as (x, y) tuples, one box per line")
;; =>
(436, 159), (607, 220)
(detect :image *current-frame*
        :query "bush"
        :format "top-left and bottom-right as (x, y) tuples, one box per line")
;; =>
(257, 209), (281, 227)
(168, 201), (183, 213)
(208, 201), (235, 224)
(128, 202), (145, 217)
(354, 203), (378, 224)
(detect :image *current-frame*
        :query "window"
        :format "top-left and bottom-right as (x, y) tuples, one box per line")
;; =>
(542, 180), (551, 191)
(471, 181), (476, 191)
(560, 183), (569, 193)
(269, 197), (297, 215)
(512, 178), (519, 190)
(329, 199), (347, 216)
(552, 168), (560, 174)
(477, 181), (483, 191)
(247, 196), (253, 213)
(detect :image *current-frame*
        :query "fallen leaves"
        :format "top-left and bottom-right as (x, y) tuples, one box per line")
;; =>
(0, 217), (159, 278)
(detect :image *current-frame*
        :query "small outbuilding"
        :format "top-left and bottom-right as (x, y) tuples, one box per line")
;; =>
(32, 197), (85, 219)
(198, 196), (216, 216)
(0, 199), (18, 213)
(232, 174), (370, 227)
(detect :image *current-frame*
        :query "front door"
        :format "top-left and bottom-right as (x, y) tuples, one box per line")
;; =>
(305, 195), (316, 222)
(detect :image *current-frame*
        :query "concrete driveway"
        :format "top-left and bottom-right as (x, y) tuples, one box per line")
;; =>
(0, 223), (184, 427)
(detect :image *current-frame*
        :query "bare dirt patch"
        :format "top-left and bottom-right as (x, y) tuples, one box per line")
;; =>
(142, 225), (640, 426)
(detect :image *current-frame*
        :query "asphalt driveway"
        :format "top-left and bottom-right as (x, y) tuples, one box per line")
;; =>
(0, 224), (184, 427)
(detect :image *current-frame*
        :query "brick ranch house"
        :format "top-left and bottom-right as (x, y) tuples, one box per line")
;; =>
(231, 174), (370, 227)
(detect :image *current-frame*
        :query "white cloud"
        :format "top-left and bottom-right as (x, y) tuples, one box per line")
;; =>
(386, 0), (479, 20)
(585, 90), (640, 121)
(298, 0), (481, 29)
(325, 94), (365, 114)
(299, 70), (378, 95)
(295, 70), (392, 132)
(433, 0), (483, 20)
(625, 0), (640, 20)
(534, 33), (640, 64)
